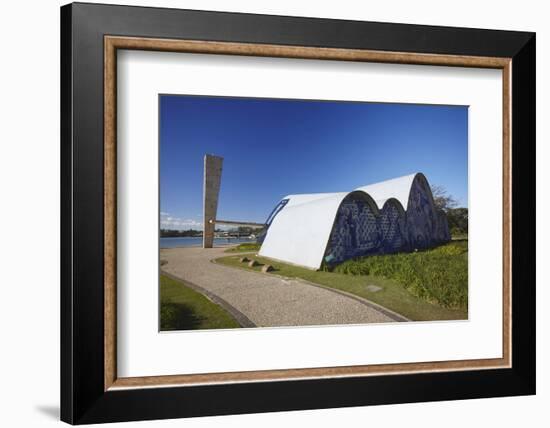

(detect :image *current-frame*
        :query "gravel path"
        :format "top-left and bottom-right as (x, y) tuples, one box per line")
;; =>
(160, 246), (400, 327)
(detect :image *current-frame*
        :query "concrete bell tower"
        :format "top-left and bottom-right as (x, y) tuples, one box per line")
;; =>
(203, 154), (223, 248)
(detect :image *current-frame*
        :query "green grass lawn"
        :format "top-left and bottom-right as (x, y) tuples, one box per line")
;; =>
(215, 247), (467, 321)
(334, 241), (468, 310)
(160, 274), (241, 331)
(224, 242), (261, 253)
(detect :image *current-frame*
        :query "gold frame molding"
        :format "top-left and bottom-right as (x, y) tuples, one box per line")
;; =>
(104, 35), (512, 391)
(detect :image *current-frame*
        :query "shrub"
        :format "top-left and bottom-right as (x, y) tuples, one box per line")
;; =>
(333, 242), (468, 310)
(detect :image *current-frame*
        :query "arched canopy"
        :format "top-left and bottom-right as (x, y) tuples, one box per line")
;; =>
(355, 173), (428, 211)
(258, 192), (349, 269)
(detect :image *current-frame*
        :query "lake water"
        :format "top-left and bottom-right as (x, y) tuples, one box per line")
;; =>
(160, 236), (254, 249)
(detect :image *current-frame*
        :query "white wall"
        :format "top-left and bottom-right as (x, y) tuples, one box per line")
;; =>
(0, 0), (546, 427)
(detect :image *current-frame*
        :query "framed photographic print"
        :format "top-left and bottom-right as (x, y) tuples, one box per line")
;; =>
(60, 2), (535, 424)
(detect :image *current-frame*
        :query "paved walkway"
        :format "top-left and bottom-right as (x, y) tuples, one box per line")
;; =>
(160, 246), (403, 327)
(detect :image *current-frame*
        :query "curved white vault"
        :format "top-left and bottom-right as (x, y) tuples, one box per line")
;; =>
(258, 173), (451, 270)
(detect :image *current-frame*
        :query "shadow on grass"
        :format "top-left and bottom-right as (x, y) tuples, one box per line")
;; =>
(160, 300), (205, 331)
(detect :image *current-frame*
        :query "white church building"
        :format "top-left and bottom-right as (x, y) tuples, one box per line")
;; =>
(258, 173), (451, 270)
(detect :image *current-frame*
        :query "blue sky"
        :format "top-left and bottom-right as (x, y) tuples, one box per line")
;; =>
(160, 95), (468, 230)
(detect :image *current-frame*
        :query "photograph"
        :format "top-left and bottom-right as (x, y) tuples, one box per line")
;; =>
(159, 95), (469, 331)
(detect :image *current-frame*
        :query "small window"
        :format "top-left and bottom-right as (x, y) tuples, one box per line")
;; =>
(265, 199), (289, 226)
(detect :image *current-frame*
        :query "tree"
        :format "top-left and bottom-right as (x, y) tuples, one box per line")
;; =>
(446, 208), (468, 235)
(431, 184), (458, 212)
(430, 185), (468, 236)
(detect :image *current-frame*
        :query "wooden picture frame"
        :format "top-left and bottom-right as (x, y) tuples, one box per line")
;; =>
(61, 2), (535, 424)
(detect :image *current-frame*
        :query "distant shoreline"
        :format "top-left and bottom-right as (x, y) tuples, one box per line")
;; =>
(160, 236), (254, 249)
(161, 235), (203, 239)
(161, 236), (250, 239)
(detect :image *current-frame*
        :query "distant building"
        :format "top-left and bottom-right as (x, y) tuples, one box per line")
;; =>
(258, 173), (451, 270)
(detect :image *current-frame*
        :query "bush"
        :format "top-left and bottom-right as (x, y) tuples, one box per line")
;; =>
(334, 242), (468, 310)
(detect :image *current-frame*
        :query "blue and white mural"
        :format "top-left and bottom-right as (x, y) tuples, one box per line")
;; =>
(259, 173), (452, 270)
(379, 200), (407, 253)
(323, 174), (449, 265)
(325, 193), (380, 264)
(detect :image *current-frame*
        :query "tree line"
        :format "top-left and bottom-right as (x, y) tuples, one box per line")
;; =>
(160, 229), (202, 238)
(431, 185), (468, 237)
(161, 226), (264, 238)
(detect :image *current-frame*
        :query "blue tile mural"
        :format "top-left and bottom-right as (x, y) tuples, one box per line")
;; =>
(324, 194), (380, 264)
(324, 176), (450, 265)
